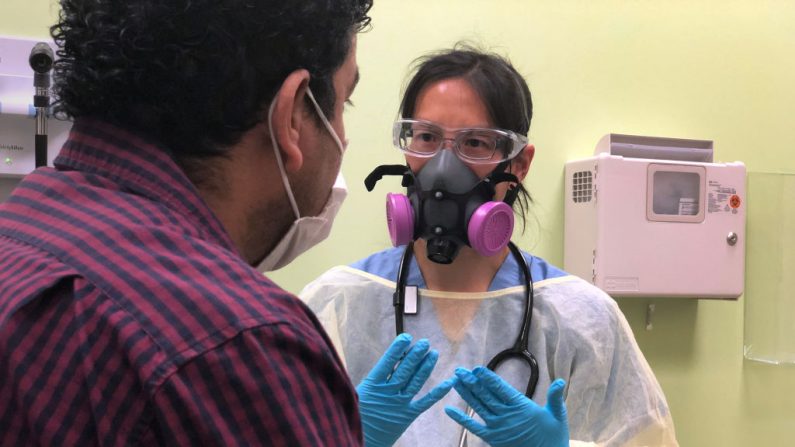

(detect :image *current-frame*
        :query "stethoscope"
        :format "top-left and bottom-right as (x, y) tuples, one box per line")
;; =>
(394, 240), (540, 445)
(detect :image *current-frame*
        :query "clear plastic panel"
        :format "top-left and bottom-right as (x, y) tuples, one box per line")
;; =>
(743, 171), (795, 364)
(652, 171), (701, 215)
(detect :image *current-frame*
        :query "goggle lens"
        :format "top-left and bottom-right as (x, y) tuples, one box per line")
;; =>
(394, 120), (525, 164)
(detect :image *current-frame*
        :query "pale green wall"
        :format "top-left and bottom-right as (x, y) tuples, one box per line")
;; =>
(3, 1), (794, 445)
(0, 0), (59, 37)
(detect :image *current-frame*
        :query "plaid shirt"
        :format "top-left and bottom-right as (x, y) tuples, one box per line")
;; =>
(0, 119), (362, 446)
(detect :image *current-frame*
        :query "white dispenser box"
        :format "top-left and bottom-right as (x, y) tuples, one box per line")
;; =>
(0, 36), (71, 178)
(564, 133), (746, 299)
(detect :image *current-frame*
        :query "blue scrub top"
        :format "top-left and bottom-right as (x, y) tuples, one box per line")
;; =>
(350, 245), (568, 291)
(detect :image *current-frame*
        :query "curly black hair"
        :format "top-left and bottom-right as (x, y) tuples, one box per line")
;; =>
(50, 0), (372, 159)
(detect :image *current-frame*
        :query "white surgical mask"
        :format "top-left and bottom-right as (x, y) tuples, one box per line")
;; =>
(257, 87), (348, 272)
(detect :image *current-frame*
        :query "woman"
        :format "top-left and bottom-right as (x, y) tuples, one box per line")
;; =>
(301, 47), (677, 447)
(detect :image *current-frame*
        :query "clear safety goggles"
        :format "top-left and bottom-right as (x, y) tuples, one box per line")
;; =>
(393, 119), (528, 164)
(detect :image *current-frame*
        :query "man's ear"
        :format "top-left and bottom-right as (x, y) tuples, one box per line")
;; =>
(271, 69), (311, 173)
(511, 144), (535, 181)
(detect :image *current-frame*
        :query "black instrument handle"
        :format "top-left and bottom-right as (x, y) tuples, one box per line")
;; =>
(35, 134), (47, 168)
(393, 241), (415, 336)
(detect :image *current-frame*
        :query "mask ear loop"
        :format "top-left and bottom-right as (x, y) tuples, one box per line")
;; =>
(269, 86), (346, 222)
(306, 88), (346, 154)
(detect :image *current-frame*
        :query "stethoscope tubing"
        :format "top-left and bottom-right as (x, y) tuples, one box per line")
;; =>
(393, 241), (540, 445)
(393, 241), (539, 396)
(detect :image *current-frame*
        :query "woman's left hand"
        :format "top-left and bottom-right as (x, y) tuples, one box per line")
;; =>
(445, 366), (569, 447)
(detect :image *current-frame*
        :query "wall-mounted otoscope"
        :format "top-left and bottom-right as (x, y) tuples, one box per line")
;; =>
(29, 42), (54, 168)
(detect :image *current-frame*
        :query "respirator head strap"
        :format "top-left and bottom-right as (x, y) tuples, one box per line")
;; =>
(485, 159), (521, 207)
(364, 164), (413, 191)
(486, 172), (521, 206)
(485, 171), (520, 187)
(503, 184), (520, 207)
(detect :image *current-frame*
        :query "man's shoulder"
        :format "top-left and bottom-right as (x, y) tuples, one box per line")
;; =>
(102, 235), (326, 386)
(5, 169), (317, 358)
(120, 233), (315, 347)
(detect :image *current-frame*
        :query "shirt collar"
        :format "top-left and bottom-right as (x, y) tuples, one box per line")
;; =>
(54, 118), (238, 254)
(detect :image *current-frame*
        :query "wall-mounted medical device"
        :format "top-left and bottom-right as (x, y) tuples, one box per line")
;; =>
(564, 133), (746, 299)
(0, 36), (72, 178)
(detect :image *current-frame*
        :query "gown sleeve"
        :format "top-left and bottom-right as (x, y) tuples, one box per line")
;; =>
(555, 282), (678, 446)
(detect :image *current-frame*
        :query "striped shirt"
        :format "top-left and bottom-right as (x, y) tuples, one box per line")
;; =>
(0, 119), (363, 446)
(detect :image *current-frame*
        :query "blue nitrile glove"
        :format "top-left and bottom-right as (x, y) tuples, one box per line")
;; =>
(445, 366), (569, 447)
(356, 333), (456, 447)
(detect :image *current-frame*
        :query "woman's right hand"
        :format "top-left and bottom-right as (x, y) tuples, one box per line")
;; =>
(445, 366), (569, 447)
(356, 333), (455, 447)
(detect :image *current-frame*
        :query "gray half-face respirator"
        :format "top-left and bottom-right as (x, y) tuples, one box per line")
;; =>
(364, 150), (521, 264)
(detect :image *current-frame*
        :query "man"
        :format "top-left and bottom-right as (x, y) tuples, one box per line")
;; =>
(0, 0), (372, 445)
